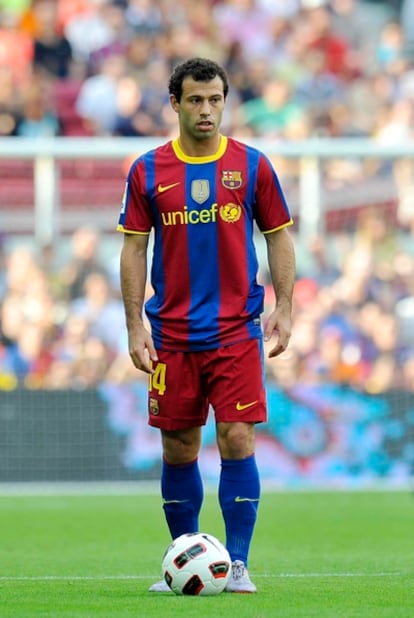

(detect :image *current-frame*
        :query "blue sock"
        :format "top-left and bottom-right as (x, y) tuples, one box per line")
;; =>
(218, 455), (260, 566)
(161, 458), (204, 539)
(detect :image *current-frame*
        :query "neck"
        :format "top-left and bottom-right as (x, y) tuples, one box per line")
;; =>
(177, 134), (222, 158)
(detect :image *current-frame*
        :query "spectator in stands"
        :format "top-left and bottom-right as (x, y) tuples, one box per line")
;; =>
(112, 74), (150, 136)
(213, 0), (276, 61)
(46, 313), (88, 387)
(56, 0), (91, 32)
(70, 270), (126, 352)
(135, 58), (172, 134)
(0, 7), (33, 87)
(222, 41), (256, 102)
(4, 245), (39, 296)
(59, 225), (107, 300)
(41, 357), (74, 389)
(272, 18), (310, 89)
(30, 0), (74, 79)
(0, 293), (27, 385)
(330, 0), (370, 56)
(15, 75), (62, 137)
(75, 52), (127, 134)
(301, 3), (361, 81)
(0, 65), (19, 136)
(124, 31), (155, 81)
(70, 336), (113, 388)
(295, 235), (341, 285)
(359, 0), (400, 52)
(234, 76), (305, 137)
(313, 323), (367, 387)
(353, 206), (398, 270)
(0, 244), (58, 387)
(294, 48), (345, 111)
(13, 320), (55, 388)
(376, 20), (406, 74)
(124, 0), (163, 35)
(401, 0), (414, 58)
(87, 1), (131, 75)
(46, 316), (115, 389)
(63, 0), (114, 63)
(112, 57), (172, 136)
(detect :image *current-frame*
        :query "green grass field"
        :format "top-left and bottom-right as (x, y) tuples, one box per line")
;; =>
(1, 490), (413, 617)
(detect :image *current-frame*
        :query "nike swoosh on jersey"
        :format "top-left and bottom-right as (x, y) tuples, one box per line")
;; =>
(236, 400), (258, 411)
(158, 182), (180, 193)
(234, 496), (260, 503)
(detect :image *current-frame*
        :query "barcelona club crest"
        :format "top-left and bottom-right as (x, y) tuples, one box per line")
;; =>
(222, 170), (242, 190)
(191, 179), (210, 204)
(149, 397), (160, 415)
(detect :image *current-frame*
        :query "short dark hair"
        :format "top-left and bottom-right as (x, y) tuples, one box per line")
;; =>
(168, 58), (229, 102)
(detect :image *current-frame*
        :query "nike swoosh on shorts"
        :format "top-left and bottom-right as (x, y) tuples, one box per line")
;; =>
(236, 401), (258, 411)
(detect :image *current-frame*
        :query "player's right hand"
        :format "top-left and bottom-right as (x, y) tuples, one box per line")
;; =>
(128, 325), (158, 374)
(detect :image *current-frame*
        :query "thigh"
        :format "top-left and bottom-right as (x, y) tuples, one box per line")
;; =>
(148, 350), (209, 431)
(204, 339), (267, 423)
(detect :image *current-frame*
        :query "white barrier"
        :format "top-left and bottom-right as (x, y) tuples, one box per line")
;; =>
(1, 137), (413, 245)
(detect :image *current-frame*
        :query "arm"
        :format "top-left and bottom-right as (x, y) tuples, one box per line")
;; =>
(263, 227), (296, 358)
(120, 232), (158, 374)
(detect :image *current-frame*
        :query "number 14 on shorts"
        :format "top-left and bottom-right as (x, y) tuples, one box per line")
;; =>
(149, 362), (167, 395)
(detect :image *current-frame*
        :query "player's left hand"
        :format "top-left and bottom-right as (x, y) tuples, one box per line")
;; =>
(263, 308), (292, 358)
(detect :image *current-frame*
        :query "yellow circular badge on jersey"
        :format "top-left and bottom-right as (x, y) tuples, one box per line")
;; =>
(219, 203), (242, 223)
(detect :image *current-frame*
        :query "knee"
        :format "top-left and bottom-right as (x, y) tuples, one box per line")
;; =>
(162, 429), (201, 464)
(217, 422), (255, 459)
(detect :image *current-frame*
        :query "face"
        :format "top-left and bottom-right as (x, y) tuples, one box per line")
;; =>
(170, 75), (226, 143)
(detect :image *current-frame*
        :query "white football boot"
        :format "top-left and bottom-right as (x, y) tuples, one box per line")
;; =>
(148, 579), (171, 592)
(225, 560), (257, 593)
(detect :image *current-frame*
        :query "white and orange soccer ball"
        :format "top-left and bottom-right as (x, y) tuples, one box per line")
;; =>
(161, 532), (231, 595)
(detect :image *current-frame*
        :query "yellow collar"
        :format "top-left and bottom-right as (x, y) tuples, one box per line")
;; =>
(172, 135), (228, 163)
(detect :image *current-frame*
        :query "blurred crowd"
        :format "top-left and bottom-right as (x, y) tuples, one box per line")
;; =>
(0, 208), (413, 393)
(1, 0), (414, 396)
(0, 0), (414, 144)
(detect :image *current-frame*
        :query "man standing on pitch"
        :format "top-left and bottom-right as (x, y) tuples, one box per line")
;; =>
(117, 57), (295, 593)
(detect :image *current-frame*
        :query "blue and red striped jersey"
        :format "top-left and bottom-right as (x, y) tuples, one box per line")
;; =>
(117, 135), (293, 351)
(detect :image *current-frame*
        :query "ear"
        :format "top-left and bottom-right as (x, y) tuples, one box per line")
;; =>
(170, 94), (180, 113)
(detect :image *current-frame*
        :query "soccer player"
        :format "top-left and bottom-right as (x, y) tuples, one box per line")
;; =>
(117, 57), (295, 593)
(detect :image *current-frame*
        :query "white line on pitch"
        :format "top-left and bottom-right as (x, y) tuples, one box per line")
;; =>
(0, 572), (408, 582)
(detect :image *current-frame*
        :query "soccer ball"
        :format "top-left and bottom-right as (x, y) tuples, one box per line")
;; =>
(161, 532), (231, 595)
